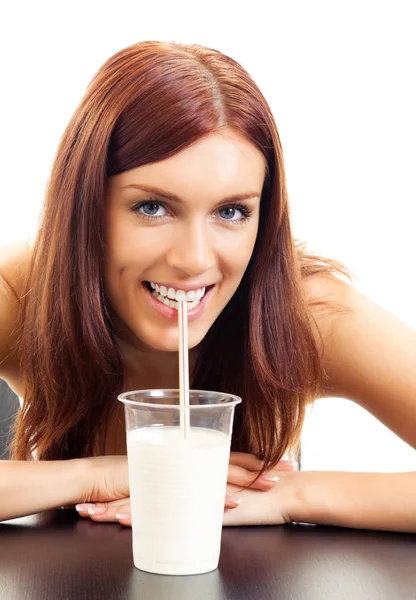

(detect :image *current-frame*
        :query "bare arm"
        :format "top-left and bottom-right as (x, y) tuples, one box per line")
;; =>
(0, 241), (30, 384)
(290, 275), (416, 533)
(225, 276), (416, 530)
(0, 459), (86, 522)
(0, 455), (129, 522)
(289, 470), (416, 533)
(309, 275), (416, 450)
(222, 468), (416, 532)
(0, 243), (129, 524)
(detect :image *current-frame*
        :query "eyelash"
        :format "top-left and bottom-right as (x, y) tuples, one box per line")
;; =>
(131, 198), (253, 224)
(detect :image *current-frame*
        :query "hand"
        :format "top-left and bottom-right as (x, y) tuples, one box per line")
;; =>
(74, 455), (131, 525)
(224, 451), (296, 508)
(75, 452), (296, 527)
(223, 471), (295, 526)
(223, 452), (296, 526)
(75, 455), (129, 504)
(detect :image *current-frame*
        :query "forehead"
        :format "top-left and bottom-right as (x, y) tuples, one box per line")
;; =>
(110, 129), (267, 197)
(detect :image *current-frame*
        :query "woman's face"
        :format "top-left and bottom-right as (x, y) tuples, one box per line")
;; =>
(105, 128), (266, 353)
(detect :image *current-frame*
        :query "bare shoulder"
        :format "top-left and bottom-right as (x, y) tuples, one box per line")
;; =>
(302, 272), (416, 449)
(0, 240), (32, 382)
(0, 239), (31, 288)
(301, 272), (356, 348)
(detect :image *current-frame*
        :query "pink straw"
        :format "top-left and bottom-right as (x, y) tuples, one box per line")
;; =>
(178, 300), (190, 438)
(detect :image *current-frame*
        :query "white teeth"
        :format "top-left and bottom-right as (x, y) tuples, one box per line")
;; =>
(149, 282), (206, 300)
(175, 290), (186, 302)
(151, 292), (204, 311)
(148, 281), (209, 310)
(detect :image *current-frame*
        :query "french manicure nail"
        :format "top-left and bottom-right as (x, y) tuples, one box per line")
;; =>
(260, 474), (280, 483)
(75, 503), (95, 512)
(116, 513), (131, 519)
(88, 506), (107, 515)
(227, 495), (242, 505)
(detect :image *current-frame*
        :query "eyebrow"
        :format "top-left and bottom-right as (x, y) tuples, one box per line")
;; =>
(120, 184), (261, 203)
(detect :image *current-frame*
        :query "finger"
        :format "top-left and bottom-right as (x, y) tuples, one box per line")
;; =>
(229, 452), (296, 474)
(272, 461), (297, 471)
(75, 501), (114, 518)
(224, 494), (243, 510)
(228, 464), (280, 490)
(116, 514), (132, 527)
(75, 501), (130, 522)
(94, 503), (131, 522)
(229, 452), (265, 471)
(75, 503), (95, 518)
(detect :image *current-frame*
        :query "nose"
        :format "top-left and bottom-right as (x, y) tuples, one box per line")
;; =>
(165, 220), (216, 277)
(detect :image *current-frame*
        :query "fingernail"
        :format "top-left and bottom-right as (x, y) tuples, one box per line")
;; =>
(88, 506), (107, 515)
(260, 474), (280, 483)
(227, 495), (242, 505)
(116, 513), (131, 519)
(75, 503), (95, 512)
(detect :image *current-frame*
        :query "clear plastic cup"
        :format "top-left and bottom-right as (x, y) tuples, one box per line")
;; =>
(118, 389), (242, 575)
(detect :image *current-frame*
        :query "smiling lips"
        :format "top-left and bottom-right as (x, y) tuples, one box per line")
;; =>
(145, 281), (208, 311)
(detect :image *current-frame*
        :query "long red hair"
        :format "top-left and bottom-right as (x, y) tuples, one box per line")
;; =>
(11, 41), (352, 467)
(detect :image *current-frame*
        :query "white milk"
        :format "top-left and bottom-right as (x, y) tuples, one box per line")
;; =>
(127, 425), (231, 575)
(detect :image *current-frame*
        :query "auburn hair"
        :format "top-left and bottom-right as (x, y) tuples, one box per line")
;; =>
(10, 41), (352, 470)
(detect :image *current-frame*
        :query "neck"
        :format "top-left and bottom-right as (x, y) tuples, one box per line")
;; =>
(116, 334), (199, 391)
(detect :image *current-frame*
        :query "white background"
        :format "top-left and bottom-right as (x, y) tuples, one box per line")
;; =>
(0, 1), (415, 471)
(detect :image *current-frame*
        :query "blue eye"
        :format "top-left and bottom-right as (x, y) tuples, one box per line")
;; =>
(219, 207), (239, 220)
(131, 199), (252, 224)
(133, 201), (168, 218)
(218, 204), (251, 222)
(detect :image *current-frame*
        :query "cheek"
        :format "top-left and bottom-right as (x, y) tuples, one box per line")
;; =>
(218, 243), (256, 289)
(106, 216), (155, 271)
(107, 219), (136, 260)
(228, 227), (258, 272)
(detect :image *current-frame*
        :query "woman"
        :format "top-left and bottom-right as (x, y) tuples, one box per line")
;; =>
(0, 41), (415, 531)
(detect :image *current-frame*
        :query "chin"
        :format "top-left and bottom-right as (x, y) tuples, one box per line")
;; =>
(142, 329), (206, 353)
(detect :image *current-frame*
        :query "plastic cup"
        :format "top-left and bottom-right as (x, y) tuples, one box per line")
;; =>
(118, 388), (242, 576)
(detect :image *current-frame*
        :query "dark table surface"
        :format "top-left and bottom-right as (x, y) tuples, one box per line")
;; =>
(0, 510), (415, 600)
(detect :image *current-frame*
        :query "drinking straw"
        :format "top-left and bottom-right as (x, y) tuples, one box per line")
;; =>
(178, 300), (190, 438)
